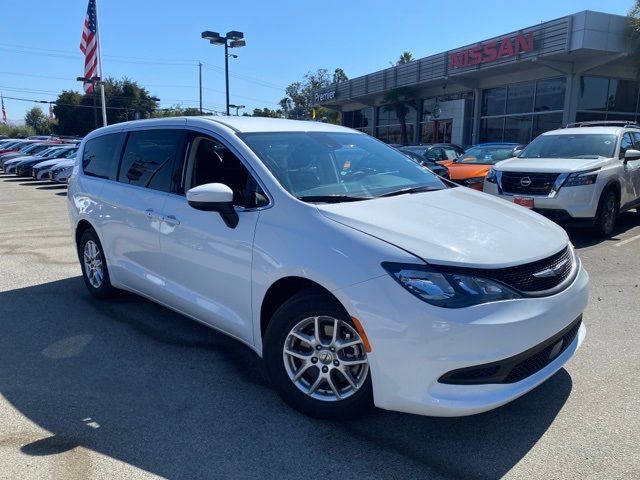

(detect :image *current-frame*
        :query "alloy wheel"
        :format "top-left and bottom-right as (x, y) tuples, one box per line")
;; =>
(283, 316), (369, 402)
(83, 240), (104, 289)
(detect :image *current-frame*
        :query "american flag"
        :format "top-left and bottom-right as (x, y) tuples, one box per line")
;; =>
(79, 0), (100, 94)
(1, 94), (6, 124)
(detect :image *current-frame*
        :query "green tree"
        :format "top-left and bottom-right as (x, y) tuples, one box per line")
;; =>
(278, 97), (292, 118)
(24, 107), (52, 135)
(333, 68), (348, 83)
(251, 107), (282, 118)
(0, 123), (35, 138)
(52, 90), (88, 135)
(285, 68), (333, 119)
(396, 51), (414, 65)
(151, 105), (203, 118)
(382, 87), (419, 145)
(628, 1), (640, 75)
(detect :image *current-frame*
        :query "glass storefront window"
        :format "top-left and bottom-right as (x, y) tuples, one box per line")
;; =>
(532, 113), (563, 140)
(506, 83), (534, 114)
(504, 116), (532, 143)
(480, 118), (505, 143)
(481, 87), (506, 116)
(578, 77), (609, 111)
(535, 78), (566, 112)
(606, 79), (638, 113)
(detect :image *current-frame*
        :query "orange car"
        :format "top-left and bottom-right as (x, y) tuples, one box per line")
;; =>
(444, 143), (524, 190)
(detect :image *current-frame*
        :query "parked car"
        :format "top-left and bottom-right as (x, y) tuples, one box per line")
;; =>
(484, 121), (640, 236)
(445, 143), (524, 190)
(402, 143), (465, 162)
(50, 159), (76, 183)
(68, 117), (587, 419)
(33, 151), (78, 180)
(0, 139), (39, 156)
(399, 148), (450, 179)
(3, 146), (70, 174)
(15, 146), (78, 176)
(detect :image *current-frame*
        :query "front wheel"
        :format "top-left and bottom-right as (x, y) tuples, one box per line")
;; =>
(594, 189), (618, 237)
(78, 229), (116, 299)
(263, 291), (372, 419)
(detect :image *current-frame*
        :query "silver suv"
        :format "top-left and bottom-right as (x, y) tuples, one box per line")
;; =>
(483, 121), (640, 236)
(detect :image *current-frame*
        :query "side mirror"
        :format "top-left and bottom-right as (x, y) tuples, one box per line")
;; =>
(186, 183), (239, 228)
(624, 149), (640, 162)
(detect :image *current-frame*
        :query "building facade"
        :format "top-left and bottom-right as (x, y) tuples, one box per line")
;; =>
(312, 11), (639, 146)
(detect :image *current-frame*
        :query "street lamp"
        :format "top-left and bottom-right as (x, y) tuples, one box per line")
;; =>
(201, 30), (246, 116)
(76, 76), (103, 129)
(228, 104), (245, 116)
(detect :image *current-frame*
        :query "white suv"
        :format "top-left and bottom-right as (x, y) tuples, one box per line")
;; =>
(484, 122), (640, 236)
(67, 117), (588, 419)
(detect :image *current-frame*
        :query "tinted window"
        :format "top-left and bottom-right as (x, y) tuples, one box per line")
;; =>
(504, 115), (532, 143)
(620, 133), (633, 159)
(519, 134), (617, 159)
(532, 113), (563, 139)
(578, 77), (609, 111)
(481, 87), (506, 116)
(607, 80), (638, 113)
(187, 135), (267, 208)
(506, 83), (534, 114)
(535, 78), (566, 112)
(83, 134), (121, 180)
(118, 130), (183, 192)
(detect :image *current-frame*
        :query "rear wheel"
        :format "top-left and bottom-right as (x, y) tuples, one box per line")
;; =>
(264, 291), (372, 419)
(594, 189), (618, 237)
(78, 229), (116, 299)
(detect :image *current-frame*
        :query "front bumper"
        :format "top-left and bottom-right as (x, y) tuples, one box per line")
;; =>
(334, 264), (589, 417)
(483, 181), (598, 219)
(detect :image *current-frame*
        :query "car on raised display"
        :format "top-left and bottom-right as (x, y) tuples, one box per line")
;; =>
(399, 148), (450, 179)
(68, 117), (587, 419)
(445, 143), (525, 190)
(484, 121), (640, 236)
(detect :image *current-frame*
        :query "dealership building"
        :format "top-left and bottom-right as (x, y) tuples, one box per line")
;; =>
(312, 10), (639, 146)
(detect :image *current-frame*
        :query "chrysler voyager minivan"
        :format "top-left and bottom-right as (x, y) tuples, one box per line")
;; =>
(67, 117), (588, 418)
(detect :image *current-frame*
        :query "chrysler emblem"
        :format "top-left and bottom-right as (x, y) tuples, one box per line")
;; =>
(520, 176), (532, 187)
(532, 259), (570, 278)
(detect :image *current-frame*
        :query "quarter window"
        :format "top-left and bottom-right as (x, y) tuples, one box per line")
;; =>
(82, 133), (122, 180)
(620, 133), (634, 159)
(118, 129), (184, 192)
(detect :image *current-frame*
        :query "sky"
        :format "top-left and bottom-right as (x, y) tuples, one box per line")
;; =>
(0, 0), (633, 124)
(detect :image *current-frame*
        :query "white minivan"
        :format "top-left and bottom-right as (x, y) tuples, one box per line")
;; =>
(67, 117), (588, 418)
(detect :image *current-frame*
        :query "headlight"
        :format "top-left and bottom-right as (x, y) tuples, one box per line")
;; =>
(485, 168), (497, 184)
(464, 176), (485, 186)
(382, 263), (521, 308)
(563, 169), (599, 187)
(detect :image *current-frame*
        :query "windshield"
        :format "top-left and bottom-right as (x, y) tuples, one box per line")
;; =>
(519, 134), (617, 159)
(457, 146), (515, 165)
(241, 132), (445, 201)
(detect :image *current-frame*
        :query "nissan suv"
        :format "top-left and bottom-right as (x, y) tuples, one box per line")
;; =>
(484, 122), (640, 236)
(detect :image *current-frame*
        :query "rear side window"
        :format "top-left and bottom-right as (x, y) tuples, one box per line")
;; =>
(83, 134), (121, 180)
(118, 129), (184, 192)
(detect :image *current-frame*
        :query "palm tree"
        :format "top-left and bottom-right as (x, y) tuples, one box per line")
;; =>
(279, 97), (292, 118)
(382, 87), (418, 145)
(396, 51), (414, 65)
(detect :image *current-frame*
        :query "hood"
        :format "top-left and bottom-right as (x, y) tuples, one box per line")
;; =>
(494, 157), (606, 173)
(316, 187), (568, 268)
(446, 163), (491, 180)
(3, 155), (32, 166)
(33, 158), (65, 169)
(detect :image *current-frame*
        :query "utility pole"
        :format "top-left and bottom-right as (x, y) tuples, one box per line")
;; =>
(198, 62), (203, 114)
(224, 42), (230, 116)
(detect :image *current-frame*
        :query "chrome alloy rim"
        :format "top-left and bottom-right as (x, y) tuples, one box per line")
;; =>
(83, 240), (104, 289)
(283, 316), (369, 401)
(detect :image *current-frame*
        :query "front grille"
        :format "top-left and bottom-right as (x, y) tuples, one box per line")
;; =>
(439, 317), (582, 385)
(436, 246), (575, 294)
(501, 172), (559, 196)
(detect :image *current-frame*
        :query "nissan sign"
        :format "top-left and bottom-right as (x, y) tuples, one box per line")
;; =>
(449, 32), (534, 69)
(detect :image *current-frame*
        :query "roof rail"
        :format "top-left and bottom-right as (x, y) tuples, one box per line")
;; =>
(564, 120), (640, 129)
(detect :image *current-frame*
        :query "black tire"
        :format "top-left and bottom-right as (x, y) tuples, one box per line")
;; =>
(78, 228), (116, 299)
(263, 290), (373, 419)
(594, 189), (619, 237)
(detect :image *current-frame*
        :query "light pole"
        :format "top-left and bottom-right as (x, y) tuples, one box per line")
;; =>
(228, 104), (245, 116)
(201, 30), (246, 116)
(76, 76), (103, 129)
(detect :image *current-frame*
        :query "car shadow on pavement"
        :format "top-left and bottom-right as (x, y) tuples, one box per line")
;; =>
(0, 277), (572, 480)
(567, 211), (640, 249)
(36, 185), (66, 190)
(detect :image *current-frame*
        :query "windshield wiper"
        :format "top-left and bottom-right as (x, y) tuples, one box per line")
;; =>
(297, 195), (373, 203)
(379, 186), (441, 197)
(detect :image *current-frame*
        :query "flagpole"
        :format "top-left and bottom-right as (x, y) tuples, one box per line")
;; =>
(95, 0), (107, 126)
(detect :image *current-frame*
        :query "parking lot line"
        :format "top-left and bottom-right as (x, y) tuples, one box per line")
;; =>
(615, 233), (640, 247)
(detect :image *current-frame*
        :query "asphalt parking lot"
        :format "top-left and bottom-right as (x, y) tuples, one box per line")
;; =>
(0, 175), (639, 480)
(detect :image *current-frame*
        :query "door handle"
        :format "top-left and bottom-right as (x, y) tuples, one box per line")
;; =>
(145, 208), (155, 219)
(164, 215), (180, 226)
